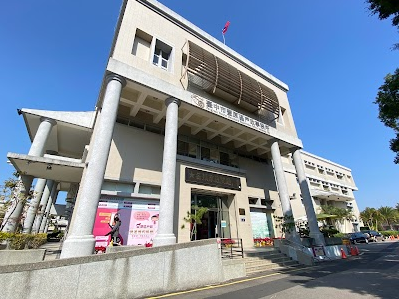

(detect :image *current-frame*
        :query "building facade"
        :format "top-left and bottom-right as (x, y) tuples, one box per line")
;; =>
(3, 0), (360, 258)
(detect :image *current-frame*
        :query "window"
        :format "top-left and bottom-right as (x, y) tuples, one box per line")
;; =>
(177, 140), (189, 156)
(220, 151), (230, 166)
(200, 146), (211, 161)
(138, 184), (161, 195)
(102, 181), (135, 193)
(153, 40), (172, 71)
(249, 197), (258, 205)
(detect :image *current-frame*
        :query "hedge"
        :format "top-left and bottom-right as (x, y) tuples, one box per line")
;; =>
(0, 232), (47, 250)
(380, 230), (399, 237)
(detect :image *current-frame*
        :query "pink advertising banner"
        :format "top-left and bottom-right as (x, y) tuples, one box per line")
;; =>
(93, 197), (159, 249)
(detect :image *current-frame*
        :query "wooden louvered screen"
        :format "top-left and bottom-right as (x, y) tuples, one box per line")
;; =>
(186, 41), (279, 117)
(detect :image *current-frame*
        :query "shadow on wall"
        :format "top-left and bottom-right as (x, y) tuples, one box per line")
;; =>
(241, 157), (277, 193)
(111, 123), (164, 179)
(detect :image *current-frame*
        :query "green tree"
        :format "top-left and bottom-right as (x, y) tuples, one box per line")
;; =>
(182, 205), (208, 241)
(367, 0), (399, 29)
(320, 205), (353, 222)
(367, 0), (399, 49)
(367, 1), (399, 162)
(374, 69), (399, 163)
(378, 206), (398, 230)
(360, 207), (381, 230)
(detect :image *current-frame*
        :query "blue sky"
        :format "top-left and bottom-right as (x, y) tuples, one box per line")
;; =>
(0, 0), (398, 210)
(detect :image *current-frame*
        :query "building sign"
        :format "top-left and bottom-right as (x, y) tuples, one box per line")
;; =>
(191, 94), (270, 135)
(185, 167), (241, 190)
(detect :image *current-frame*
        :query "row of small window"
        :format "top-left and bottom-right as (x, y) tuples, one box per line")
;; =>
(133, 28), (173, 72)
(102, 181), (160, 195)
(304, 160), (347, 179)
(248, 197), (273, 208)
(178, 136), (269, 168)
(309, 178), (349, 191)
(177, 137), (239, 168)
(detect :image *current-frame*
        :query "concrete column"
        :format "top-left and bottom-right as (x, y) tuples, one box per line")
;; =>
(39, 183), (58, 233)
(292, 150), (325, 246)
(153, 98), (181, 247)
(64, 184), (79, 232)
(1, 175), (33, 232)
(23, 178), (47, 233)
(270, 141), (300, 243)
(60, 74), (126, 258)
(1, 117), (55, 232)
(33, 180), (54, 233)
(28, 118), (56, 157)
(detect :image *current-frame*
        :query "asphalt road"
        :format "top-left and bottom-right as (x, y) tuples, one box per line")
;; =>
(147, 240), (399, 299)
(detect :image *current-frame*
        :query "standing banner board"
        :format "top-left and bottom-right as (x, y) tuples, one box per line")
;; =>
(93, 197), (159, 249)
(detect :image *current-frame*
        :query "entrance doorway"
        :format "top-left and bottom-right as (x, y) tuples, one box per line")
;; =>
(190, 193), (231, 240)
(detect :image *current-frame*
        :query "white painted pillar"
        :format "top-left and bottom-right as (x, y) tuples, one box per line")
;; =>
(292, 150), (325, 245)
(39, 183), (58, 233)
(23, 178), (47, 233)
(60, 74), (126, 258)
(33, 180), (54, 233)
(153, 97), (181, 247)
(270, 141), (300, 243)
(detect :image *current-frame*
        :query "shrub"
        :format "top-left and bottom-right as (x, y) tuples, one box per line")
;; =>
(320, 228), (339, 237)
(380, 230), (399, 237)
(0, 232), (11, 242)
(0, 233), (47, 250)
(9, 234), (30, 250)
(28, 233), (48, 249)
(333, 233), (347, 238)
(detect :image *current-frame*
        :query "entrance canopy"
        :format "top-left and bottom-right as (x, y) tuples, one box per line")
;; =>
(7, 152), (84, 183)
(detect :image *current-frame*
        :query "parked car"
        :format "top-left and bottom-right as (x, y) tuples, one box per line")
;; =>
(348, 232), (369, 244)
(361, 230), (384, 242)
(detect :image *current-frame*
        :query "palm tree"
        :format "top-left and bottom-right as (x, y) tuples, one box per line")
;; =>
(360, 207), (379, 230)
(378, 206), (398, 230)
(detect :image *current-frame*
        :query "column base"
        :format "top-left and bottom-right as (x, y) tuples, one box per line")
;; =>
(286, 231), (302, 244)
(60, 235), (96, 259)
(309, 232), (325, 246)
(152, 234), (176, 247)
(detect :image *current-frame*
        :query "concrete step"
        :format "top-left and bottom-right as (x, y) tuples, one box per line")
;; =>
(245, 260), (299, 275)
(244, 248), (279, 257)
(246, 261), (301, 275)
(243, 248), (301, 276)
(244, 256), (293, 267)
(243, 252), (286, 261)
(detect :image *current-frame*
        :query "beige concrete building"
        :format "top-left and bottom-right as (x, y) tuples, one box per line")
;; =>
(3, 0), (360, 258)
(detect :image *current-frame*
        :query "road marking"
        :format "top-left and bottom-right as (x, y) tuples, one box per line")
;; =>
(146, 267), (312, 298)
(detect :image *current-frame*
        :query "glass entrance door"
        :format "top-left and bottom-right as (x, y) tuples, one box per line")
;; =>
(190, 193), (231, 240)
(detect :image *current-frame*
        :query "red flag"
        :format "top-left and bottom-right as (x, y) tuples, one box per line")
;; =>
(222, 21), (230, 34)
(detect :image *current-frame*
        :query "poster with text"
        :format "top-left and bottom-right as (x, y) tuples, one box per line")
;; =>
(93, 197), (159, 248)
(250, 211), (271, 238)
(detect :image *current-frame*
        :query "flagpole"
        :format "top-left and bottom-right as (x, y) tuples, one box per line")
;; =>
(222, 34), (225, 45)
